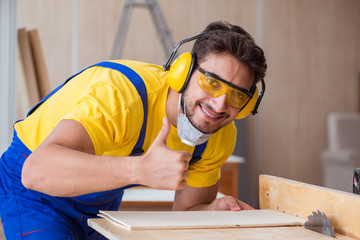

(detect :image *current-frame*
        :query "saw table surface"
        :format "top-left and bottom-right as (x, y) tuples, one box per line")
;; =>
(88, 218), (333, 240)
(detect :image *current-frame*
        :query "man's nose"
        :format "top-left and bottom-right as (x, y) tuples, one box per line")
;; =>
(211, 93), (228, 112)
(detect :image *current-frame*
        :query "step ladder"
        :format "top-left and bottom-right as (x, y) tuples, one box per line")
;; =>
(110, 0), (175, 59)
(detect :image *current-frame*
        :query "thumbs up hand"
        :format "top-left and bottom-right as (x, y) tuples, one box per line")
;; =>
(137, 117), (192, 190)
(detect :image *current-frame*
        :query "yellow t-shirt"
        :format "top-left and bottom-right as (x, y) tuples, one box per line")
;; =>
(15, 60), (237, 188)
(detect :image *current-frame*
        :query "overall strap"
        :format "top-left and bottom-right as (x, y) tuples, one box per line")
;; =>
(190, 141), (208, 165)
(91, 61), (148, 156)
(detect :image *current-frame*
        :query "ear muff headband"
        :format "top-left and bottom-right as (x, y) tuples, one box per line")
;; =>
(163, 32), (208, 72)
(163, 32), (208, 93)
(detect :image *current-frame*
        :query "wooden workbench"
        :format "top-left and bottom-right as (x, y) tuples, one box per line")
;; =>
(88, 175), (360, 240)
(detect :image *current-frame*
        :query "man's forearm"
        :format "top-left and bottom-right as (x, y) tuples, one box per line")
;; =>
(22, 117), (191, 197)
(22, 143), (140, 197)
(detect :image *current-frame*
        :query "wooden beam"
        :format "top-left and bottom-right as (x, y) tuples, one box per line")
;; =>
(28, 29), (51, 99)
(16, 43), (31, 119)
(259, 175), (360, 239)
(18, 28), (40, 107)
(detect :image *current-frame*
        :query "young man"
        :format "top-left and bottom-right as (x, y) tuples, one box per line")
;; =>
(0, 21), (267, 239)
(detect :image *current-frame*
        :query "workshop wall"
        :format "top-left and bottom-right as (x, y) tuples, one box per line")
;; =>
(249, 0), (360, 204)
(18, 0), (360, 206)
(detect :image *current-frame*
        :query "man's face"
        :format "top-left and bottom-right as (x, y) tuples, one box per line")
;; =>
(184, 52), (253, 134)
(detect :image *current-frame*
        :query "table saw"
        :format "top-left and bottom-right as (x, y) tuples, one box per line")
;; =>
(88, 175), (360, 239)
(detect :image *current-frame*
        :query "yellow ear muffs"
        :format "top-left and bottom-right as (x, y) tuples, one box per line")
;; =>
(236, 87), (259, 119)
(166, 52), (196, 93)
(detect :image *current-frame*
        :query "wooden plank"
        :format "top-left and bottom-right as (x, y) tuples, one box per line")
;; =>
(88, 218), (334, 240)
(17, 28), (40, 107)
(98, 210), (305, 231)
(16, 43), (31, 119)
(28, 29), (51, 99)
(259, 175), (360, 239)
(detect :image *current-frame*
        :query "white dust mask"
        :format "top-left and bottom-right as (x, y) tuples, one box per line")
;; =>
(176, 92), (212, 146)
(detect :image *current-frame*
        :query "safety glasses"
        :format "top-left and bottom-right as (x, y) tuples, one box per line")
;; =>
(196, 66), (253, 109)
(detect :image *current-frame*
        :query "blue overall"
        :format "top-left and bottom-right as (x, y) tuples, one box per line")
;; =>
(0, 62), (207, 239)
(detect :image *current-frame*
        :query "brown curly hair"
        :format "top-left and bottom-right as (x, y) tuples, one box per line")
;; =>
(192, 21), (267, 84)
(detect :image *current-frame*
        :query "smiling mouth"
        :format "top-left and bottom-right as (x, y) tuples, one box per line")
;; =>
(200, 104), (224, 119)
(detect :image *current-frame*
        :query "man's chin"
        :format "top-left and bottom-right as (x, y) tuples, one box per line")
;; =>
(194, 120), (223, 134)
(187, 108), (226, 134)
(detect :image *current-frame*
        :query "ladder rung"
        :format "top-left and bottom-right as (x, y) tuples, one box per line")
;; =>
(124, 0), (153, 8)
(127, 3), (152, 7)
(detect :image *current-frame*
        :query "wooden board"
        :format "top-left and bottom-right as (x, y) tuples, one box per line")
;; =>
(17, 28), (40, 107)
(259, 175), (360, 239)
(88, 218), (334, 240)
(98, 209), (305, 231)
(28, 29), (51, 99)
(16, 43), (32, 119)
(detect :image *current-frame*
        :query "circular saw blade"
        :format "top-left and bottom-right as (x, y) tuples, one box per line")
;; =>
(304, 210), (335, 237)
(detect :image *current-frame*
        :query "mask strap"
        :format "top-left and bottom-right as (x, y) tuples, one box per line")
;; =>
(177, 93), (182, 114)
(177, 90), (188, 115)
(183, 90), (187, 113)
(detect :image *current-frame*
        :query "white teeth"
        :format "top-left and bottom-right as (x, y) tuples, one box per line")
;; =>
(202, 106), (220, 118)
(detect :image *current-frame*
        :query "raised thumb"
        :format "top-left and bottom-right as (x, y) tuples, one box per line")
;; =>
(154, 117), (171, 145)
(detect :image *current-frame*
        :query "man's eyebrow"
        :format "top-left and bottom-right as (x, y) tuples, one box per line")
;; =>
(203, 68), (228, 82)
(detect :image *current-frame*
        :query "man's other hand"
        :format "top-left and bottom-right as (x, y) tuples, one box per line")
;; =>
(209, 196), (255, 211)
